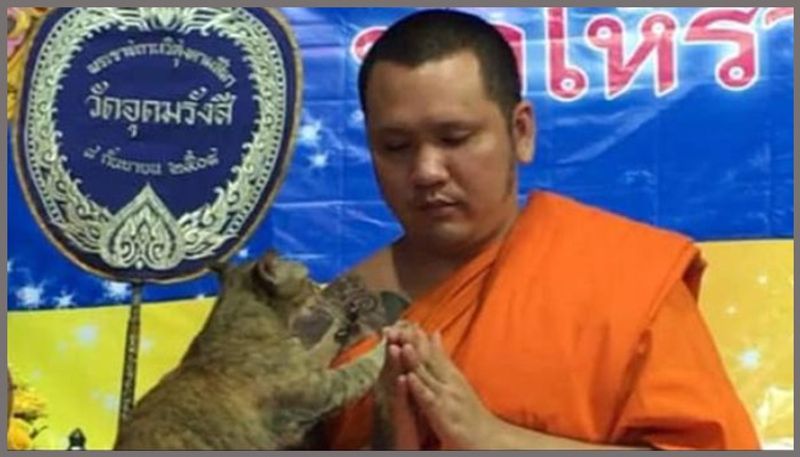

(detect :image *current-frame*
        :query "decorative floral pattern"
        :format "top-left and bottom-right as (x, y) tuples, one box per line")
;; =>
(6, 367), (48, 450)
(6, 7), (48, 120)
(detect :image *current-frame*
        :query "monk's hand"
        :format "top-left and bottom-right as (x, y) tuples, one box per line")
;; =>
(399, 324), (503, 450)
(372, 322), (428, 449)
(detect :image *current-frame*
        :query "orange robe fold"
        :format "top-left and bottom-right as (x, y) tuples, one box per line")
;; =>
(325, 191), (759, 450)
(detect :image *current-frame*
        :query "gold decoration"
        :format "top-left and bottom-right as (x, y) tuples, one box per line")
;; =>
(99, 185), (184, 271)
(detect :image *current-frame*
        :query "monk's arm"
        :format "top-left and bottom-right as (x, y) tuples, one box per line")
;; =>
(607, 279), (759, 449)
(490, 279), (758, 450)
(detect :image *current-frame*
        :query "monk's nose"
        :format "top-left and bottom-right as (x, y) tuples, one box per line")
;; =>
(409, 144), (449, 188)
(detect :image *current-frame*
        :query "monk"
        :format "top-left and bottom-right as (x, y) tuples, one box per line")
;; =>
(323, 9), (759, 450)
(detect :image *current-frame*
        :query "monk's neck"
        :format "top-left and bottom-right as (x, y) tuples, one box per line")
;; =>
(392, 208), (520, 301)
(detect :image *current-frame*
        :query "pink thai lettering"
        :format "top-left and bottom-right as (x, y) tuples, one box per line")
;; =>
(545, 7), (588, 101)
(350, 26), (385, 61)
(684, 8), (759, 91)
(763, 7), (793, 28)
(348, 8), (780, 102)
(587, 12), (678, 99)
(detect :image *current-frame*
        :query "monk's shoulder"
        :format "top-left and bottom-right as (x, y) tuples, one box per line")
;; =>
(347, 247), (397, 291)
(531, 192), (699, 307)
(325, 246), (409, 332)
(537, 191), (693, 248)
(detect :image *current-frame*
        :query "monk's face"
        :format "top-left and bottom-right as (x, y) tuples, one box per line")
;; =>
(364, 50), (534, 254)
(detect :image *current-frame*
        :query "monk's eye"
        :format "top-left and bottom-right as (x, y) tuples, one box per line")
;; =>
(440, 129), (472, 148)
(382, 141), (411, 154)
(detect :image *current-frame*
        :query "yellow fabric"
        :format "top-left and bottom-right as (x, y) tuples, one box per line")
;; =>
(6, 240), (793, 449)
(8, 299), (214, 449)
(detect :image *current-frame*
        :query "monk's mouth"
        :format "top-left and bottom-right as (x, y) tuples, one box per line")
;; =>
(418, 201), (460, 216)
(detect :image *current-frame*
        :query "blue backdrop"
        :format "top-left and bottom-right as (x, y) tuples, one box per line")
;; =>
(7, 7), (794, 310)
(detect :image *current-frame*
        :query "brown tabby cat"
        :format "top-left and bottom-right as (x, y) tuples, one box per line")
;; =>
(114, 251), (386, 450)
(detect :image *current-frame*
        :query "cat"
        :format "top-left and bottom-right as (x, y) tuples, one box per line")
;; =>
(114, 251), (386, 450)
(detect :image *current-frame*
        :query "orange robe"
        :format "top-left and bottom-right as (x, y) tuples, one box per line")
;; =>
(325, 191), (759, 450)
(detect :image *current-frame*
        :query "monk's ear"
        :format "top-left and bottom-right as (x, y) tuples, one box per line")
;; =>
(511, 100), (536, 164)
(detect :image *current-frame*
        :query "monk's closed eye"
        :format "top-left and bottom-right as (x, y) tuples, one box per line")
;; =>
(439, 129), (473, 148)
(382, 141), (411, 153)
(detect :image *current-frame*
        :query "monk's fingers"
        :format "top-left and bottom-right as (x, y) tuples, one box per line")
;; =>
(395, 319), (416, 334)
(417, 322), (435, 350)
(400, 337), (442, 381)
(383, 319), (411, 342)
(381, 326), (396, 343)
(393, 323), (426, 367)
(382, 323), (405, 345)
(389, 342), (403, 368)
(379, 342), (404, 388)
(393, 375), (422, 426)
(400, 342), (423, 372)
(390, 343), (408, 378)
(396, 322), (434, 356)
(401, 325), (455, 382)
(393, 324), (449, 379)
(396, 321), (422, 349)
(406, 372), (440, 416)
(389, 375), (424, 449)
(413, 363), (445, 395)
(405, 322), (435, 362)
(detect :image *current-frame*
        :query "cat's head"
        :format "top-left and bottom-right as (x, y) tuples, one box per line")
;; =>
(208, 251), (336, 343)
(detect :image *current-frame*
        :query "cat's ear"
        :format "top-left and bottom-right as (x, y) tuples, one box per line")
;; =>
(207, 259), (230, 277)
(255, 251), (279, 295)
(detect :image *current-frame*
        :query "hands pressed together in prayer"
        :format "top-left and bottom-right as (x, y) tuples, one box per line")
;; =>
(374, 321), (505, 450)
(372, 321), (643, 450)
